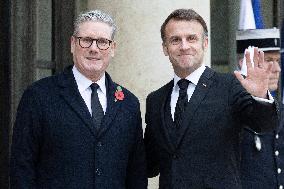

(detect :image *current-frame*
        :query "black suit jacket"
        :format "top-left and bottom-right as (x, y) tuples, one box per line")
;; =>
(144, 67), (277, 189)
(10, 66), (147, 189)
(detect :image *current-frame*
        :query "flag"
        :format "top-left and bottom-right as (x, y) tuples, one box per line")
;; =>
(252, 0), (264, 29)
(239, 0), (264, 30)
(239, 0), (256, 30)
(238, 0), (265, 76)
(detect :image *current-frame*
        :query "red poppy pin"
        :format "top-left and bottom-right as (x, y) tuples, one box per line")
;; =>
(114, 86), (124, 102)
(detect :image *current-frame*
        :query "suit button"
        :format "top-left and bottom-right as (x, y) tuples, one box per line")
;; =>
(173, 154), (178, 159)
(278, 168), (282, 174)
(97, 142), (102, 147)
(275, 151), (279, 156)
(276, 134), (279, 139)
(95, 168), (102, 176)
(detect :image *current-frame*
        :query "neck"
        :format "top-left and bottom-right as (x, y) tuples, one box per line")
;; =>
(75, 66), (104, 83)
(174, 67), (198, 79)
(89, 73), (104, 83)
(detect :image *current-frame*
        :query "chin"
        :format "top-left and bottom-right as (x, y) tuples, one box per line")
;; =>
(269, 87), (278, 91)
(268, 83), (278, 91)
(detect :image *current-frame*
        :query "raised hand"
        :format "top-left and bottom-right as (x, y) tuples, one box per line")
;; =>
(234, 47), (273, 99)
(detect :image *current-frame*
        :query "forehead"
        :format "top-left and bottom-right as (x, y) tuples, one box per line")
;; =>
(265, 51), (280, 59)
(164, 19), (204, 38)
(77, 21), (112, 38)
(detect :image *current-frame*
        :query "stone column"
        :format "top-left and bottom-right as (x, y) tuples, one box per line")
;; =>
(87, 1), (210, 188)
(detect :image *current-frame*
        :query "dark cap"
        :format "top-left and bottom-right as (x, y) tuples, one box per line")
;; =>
(236, 28), (280, 54)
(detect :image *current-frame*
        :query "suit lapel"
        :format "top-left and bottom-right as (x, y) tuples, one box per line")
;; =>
(96, 73), (121, 139)
(58, 66), (96, 137)
(175, 67), (215, 148)
(159, 80), (176, 152)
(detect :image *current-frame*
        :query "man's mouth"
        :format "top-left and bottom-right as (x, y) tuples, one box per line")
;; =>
(86, 57), (100, 60)
(179, 53), (193, 56)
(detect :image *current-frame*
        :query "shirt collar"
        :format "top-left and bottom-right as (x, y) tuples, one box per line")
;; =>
(173, 64), (206, 88)
(72, 65), (106, 95)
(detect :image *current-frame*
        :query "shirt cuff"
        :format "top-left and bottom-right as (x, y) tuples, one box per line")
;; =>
(252, 91), (274, 104)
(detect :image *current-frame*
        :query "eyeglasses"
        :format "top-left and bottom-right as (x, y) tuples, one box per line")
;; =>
(74, 36), (113, 50)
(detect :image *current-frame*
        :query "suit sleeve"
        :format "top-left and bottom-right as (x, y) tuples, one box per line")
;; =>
(10, 87), (42, 188)
(126, 104), (148, 189)
(144, 95), (160, 178)
(230, 76), (278, 133)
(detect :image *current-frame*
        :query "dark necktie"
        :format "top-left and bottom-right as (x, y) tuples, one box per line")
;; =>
(174, 79), (190, 127)
(90, 83), (104, 131)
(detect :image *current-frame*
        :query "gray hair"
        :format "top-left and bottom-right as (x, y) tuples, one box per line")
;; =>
(73, 10), (117, 40)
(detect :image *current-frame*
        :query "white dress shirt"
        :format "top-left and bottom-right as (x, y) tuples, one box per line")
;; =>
(171, 65), (206, 120)
(170, 64), (273, 121)
(72, 66), (107, 115)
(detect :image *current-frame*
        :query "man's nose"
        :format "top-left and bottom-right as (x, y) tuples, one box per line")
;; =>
(180, 39), (191, 50)
(89, 41), (100, 51)
(271, 61), (281, 72)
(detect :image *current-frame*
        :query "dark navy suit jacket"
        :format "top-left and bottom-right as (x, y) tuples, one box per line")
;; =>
(144, 67), (277, 189)
(10, 66), (147, 189)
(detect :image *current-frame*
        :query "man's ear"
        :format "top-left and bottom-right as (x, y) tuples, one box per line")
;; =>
(110, 41), (116, 57)
(203, 36), (208, 50)
(162, 43), (169, 56)
(71, 36), (76, 54)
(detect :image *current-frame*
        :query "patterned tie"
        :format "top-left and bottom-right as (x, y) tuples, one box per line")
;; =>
(174, 79), (190, 127)
(90, 83), (104, 131)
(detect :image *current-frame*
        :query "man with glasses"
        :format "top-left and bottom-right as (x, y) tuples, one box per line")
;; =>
(10, 10), (147, 189)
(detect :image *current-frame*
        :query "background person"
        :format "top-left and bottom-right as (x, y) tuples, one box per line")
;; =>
(236, 28), (284, 189)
